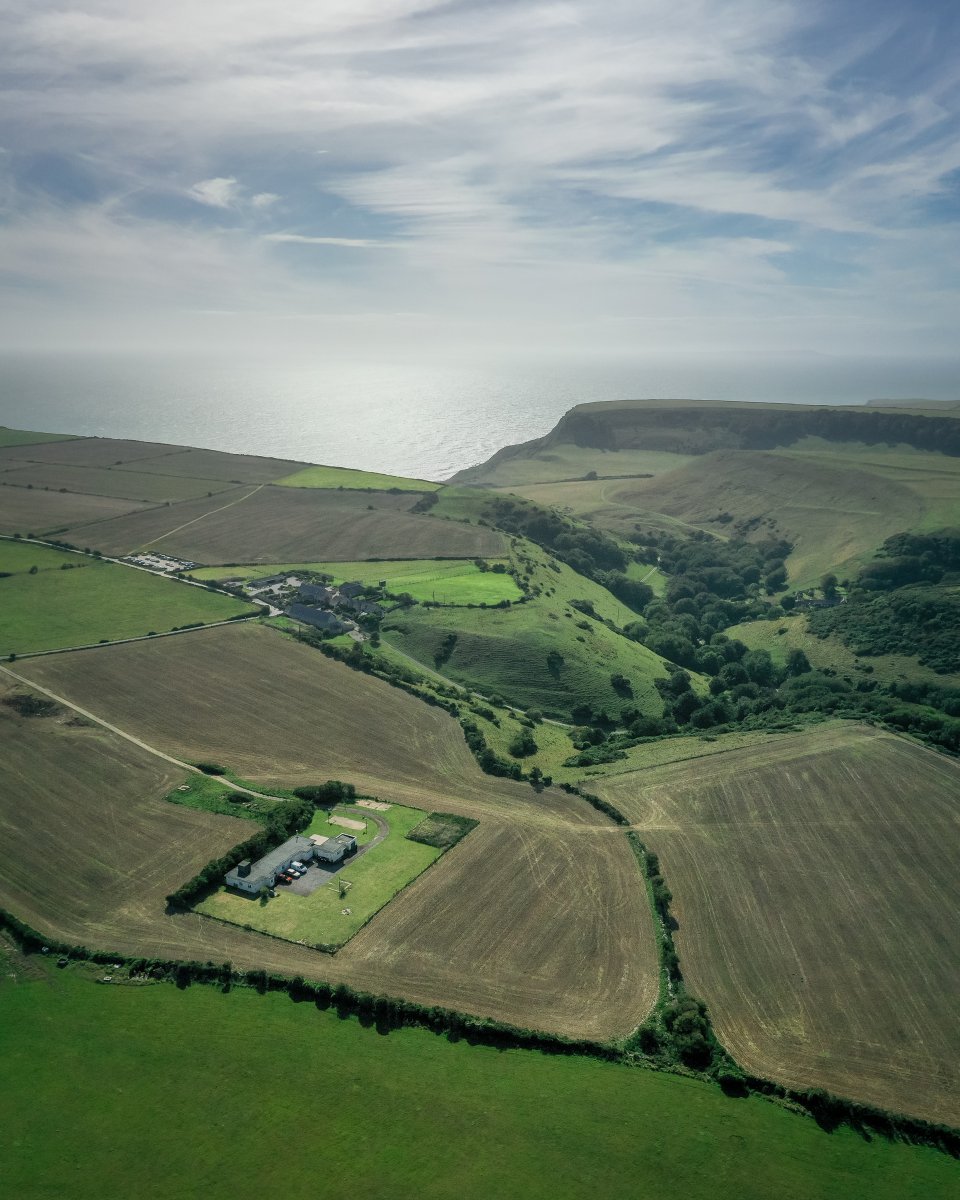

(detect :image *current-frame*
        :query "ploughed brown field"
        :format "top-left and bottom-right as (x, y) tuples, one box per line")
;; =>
(596, 724), (960, 1126)
(8, 624), (657, 1039)
(0, 462), (237, 503)
(0, 482), (151, 535)
(56, 484), (505, 562)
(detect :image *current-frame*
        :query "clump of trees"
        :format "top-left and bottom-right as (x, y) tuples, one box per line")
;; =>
(293, 780), (356, 807)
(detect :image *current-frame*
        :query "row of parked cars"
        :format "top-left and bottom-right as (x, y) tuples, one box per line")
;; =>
(276, 859), (311, 886)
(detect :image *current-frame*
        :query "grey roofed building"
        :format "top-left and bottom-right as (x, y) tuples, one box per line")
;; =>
(338, 581), (366, 599)
(314, 832), (358, 863)
(340, 596), (383, 617)
(298, 582), (335, 605)
(285, 604), (348, 633)
(248, 573), (289, 588)
(224, 834), (315, 894)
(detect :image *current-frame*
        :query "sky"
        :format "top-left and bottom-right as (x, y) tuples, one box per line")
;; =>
(1, 0), (960, 363)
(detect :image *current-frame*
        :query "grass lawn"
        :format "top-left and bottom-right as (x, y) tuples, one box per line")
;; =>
(0, 960), (954, 1200)
(164, 773), (273, 821)
(197, 803), (440, 947)
(275, 464), (441, 491)
(0, 427), (76, 447)
(0, 541), (255, 655)
(191, 557), (523, 605)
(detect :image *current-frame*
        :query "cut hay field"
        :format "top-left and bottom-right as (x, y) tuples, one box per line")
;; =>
(0, 480), (150, 534)
(59, 485), (505, 562)
(199, 803), (440, 946)
(191, 557), (523, 605)
(0, 436), (180, 468)
(0, 683), (250, 948)
(14, 624), (657, 1038)
(276, 464), (441, 490)
(131, 447), (307, 483)
(0, 462), (236, 502)
(595, 724), (960, 1125)
(3, 969), (954, 1200)
(0, 541), (255, 655)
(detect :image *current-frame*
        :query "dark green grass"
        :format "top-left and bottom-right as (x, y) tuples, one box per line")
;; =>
(0, 966), (954, 1200)
(164, 774), (272, 821)
(0, 541), (256, 655)
(0, 427), (76, 447)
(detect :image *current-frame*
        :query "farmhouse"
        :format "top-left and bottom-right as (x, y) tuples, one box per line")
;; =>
(313, 833), (358, 863)
(340, 596), (383, 618)
(297, 582), (336, 605)
(224, 835), (314, 894)
(338, 581), (366, 599)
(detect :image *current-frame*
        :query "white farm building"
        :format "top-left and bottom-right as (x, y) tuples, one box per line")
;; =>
(224, 835), (315, 894)
(312, 833), (358, 863)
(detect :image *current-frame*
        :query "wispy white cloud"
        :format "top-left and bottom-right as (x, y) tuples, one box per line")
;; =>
(0, 0), (958, 357)
(187, 177), (240, 208)
(264, 233), (395, 247)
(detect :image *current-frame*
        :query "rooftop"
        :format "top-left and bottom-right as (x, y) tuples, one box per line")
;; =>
(225, 834), (314, 889)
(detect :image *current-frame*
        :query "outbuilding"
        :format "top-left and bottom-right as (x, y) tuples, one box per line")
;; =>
(313, 833), (358, 864)
(224, 835), (315, 894)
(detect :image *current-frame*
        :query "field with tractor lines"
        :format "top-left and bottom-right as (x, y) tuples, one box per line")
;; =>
(12, 625), (657, 1038)
(596, 724), (960, 1125)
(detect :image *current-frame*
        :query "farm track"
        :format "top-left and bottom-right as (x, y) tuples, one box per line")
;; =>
(596, 726), (960, 1126)
(138, 484), (264, 548)
(7, 623), (659, 1040)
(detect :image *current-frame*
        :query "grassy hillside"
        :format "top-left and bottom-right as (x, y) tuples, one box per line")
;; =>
(382, 539), (675, 721)
(730, 613), (960, 689)
(3, 964), (954, 1200)
(458, 403), (960, 587)
(596, 723), (960, 1126)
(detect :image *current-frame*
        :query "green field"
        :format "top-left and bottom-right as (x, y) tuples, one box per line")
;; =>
(0, 961), (954, 1200)
(0, 537), (82, 573)
(0, 427), (76, 448)
(197, 803), (441, 946)
(0, 541), (256, 655)
(191, 557), (524, 605)
(276, 464), (441, 491)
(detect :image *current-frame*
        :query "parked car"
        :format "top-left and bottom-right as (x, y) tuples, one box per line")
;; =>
(277, 875), (291, 885)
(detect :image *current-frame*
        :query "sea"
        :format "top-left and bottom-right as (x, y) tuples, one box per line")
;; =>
(1, 352), (957, 481)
